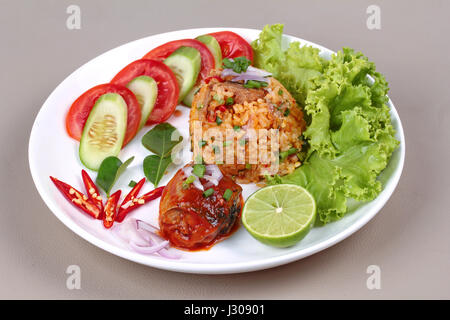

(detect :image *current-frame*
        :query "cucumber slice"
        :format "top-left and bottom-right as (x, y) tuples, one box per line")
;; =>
(182, 85), (200, 107)
(196, 35), (222, 69)
(164, 46), (201, 101)
(126, 75), (157, 129)
(79, 93), (127, 171)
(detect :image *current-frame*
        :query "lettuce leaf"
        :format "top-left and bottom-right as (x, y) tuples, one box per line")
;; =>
(254, 24), (399, 223)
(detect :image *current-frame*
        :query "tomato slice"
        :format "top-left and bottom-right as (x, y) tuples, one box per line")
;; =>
(111, 59), (179, 124)
(209, 31), (254, 63)
(142, 39), (215, 80)
(66, 83), (141, 146)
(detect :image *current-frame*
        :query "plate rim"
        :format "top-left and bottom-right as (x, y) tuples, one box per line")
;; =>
(28, 27), (406, 274)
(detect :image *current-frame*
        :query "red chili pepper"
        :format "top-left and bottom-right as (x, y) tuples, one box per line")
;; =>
(81, 170), (103, 214)
(116, 177), (146, 222)
(103, 190), (121, 229)
(116, 186), (165, 223)
(205, 76), (224, 84)
(50, 176), (101, 219)
(216, 105), (227, 113)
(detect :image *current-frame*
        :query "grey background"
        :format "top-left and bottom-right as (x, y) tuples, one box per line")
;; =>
(1, 0), (449, 299)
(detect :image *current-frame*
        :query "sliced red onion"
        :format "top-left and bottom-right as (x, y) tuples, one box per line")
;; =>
(193, 178), (204, 191)
(144, 232), (182, 259)
(129, 240), (170, 254)
(114, 218), (181, 259)
(113, 219), (148, 246)
(206, 165), (223, 180)
(232, 74), (268, 83)
(203, 175), (219, 186)
(221, 66), (272, 83)
(157, 247), (182, 259)
(182, 166), (193, 177)
(136, 219), (160, 234)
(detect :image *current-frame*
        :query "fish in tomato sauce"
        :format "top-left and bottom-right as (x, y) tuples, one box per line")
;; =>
(159, 164), (243, 251)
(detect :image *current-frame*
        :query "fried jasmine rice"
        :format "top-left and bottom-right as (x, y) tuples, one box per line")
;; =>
(190, 71), (306, 183)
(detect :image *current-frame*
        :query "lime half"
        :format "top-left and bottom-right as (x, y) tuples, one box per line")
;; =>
(242, 184), (316, 247)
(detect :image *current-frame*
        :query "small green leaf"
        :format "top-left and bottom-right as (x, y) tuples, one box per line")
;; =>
(128, 180), (137, 188)
(96, 156), (134, 196)
(243, 80), (268, 89)
(225, 97), (234, 105)
(183, 175), (196, 189)
(141, 123), (183, 158)
(222, 56), (251, 73)
(203, 188), (214, 197)
(223, 189), (233, 201)
(143, 155), (172, 187)
(193, 164), (206, 178)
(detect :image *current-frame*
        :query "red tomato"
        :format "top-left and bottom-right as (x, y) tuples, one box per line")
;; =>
(142, 39), (215, 80)
(209, 31), (254, 63)
(111, 59), (179, 124)
(66, 83), (141, 146)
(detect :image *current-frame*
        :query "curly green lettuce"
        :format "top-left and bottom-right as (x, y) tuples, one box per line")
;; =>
(253, 24), (399, 224)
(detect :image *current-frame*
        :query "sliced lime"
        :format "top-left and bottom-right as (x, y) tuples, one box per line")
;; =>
(242, 184), (316, 247)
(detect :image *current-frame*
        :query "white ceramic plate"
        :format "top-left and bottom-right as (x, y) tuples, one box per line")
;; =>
(29, 28), (405, 274)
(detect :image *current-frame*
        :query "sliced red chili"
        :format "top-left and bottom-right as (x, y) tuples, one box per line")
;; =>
(141, 186), (165, 202)
(116, 177), (146, 222)
(103, 190), (121, 229)
(50, 176), (101, 219)
(81, 170), (103, 213)
(205, 76), (224, 84)
(116, 186), (165, 222)
(217, 105), (227, 113)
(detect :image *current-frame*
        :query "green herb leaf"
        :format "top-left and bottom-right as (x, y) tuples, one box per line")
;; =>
(284, 108), (290, 117)
(216, 116), (223, 125)
(222, 56), (252, 73)
(199, 140), (207, 148)
(223, 189), (233, 201)
(143, 155), (172, 187)
(183, 175), (196, 189)
(233, 125), (241, 132)
(142, 123), (183, 158)
(193, 164), (206, 178)
(128, 180), (137, 188)
(243, 80), (268, 89)
(222, 58), (234, 69)
(225, 97), (234, 105)
(96, 156), (134, 196)
(279, 148), (297, 162)
(203, 188), (214, 197)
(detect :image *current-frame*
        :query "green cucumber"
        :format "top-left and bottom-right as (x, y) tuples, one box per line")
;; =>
(181, 35), (222, 107)
(79, 93), (127, 171)
(195, 34), (222, 69)
(182, 85), (200, 107)
(126, 75), (157, 129)
(164, 46), (201, 101)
